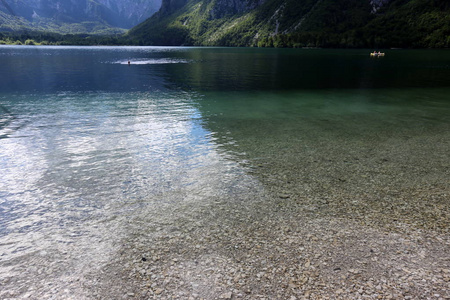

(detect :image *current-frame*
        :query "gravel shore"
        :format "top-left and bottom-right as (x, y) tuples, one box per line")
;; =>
(87, 188), (449, 300)
(87, 141), (449, 299)
(86, 102), (449, 299)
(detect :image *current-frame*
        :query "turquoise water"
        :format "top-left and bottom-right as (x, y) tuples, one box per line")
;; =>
(0, 46), (449, 298)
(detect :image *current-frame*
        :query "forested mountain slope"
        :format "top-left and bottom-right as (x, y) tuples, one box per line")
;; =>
(128, 0), (450, 48)
(0, 0), (162, 34)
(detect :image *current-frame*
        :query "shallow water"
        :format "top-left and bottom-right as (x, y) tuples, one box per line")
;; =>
(0, 46), (449, 298)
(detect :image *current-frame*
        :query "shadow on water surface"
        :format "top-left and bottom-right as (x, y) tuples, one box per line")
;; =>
(164, 48), (450, 91)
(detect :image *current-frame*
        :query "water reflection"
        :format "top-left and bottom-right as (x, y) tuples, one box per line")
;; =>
(0, 89), (251, 298)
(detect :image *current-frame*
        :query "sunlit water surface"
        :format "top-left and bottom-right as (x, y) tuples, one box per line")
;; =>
(0, 46), (449, 298)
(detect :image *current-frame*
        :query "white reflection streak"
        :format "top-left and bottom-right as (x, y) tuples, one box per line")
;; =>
(0, 91), (247, 299)
(0, 139), (46, 195)
(115, 58), (191, 65)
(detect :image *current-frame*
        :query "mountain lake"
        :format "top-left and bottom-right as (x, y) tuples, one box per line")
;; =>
(0, 46), (449, 299)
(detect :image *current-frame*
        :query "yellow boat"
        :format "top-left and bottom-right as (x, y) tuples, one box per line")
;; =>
(370, 52), (385, 57)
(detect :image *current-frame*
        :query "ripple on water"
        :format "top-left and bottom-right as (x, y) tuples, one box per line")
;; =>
(0, 90), (251, 298)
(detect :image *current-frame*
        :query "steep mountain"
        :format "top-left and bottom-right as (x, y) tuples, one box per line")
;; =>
(127, 0), (450, 48)
(0, 0), (162, 34)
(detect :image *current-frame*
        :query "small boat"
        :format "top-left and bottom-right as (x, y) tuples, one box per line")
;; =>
(370, 52), (385, 57)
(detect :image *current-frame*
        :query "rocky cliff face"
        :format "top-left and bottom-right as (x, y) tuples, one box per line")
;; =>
(0, 0), (162, 31)
(98, 0), (162, 26)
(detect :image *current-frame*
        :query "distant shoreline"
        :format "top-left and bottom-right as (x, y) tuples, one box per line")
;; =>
(1, 31), (449, 49)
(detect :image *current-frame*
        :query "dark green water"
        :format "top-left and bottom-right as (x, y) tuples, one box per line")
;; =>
(0, 46), (449, 298)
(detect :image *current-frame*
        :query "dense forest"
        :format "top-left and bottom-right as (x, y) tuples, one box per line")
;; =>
(0, 31), (128, 46)
(0, 0), (449, 48)
(127, 0), (450, 48)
